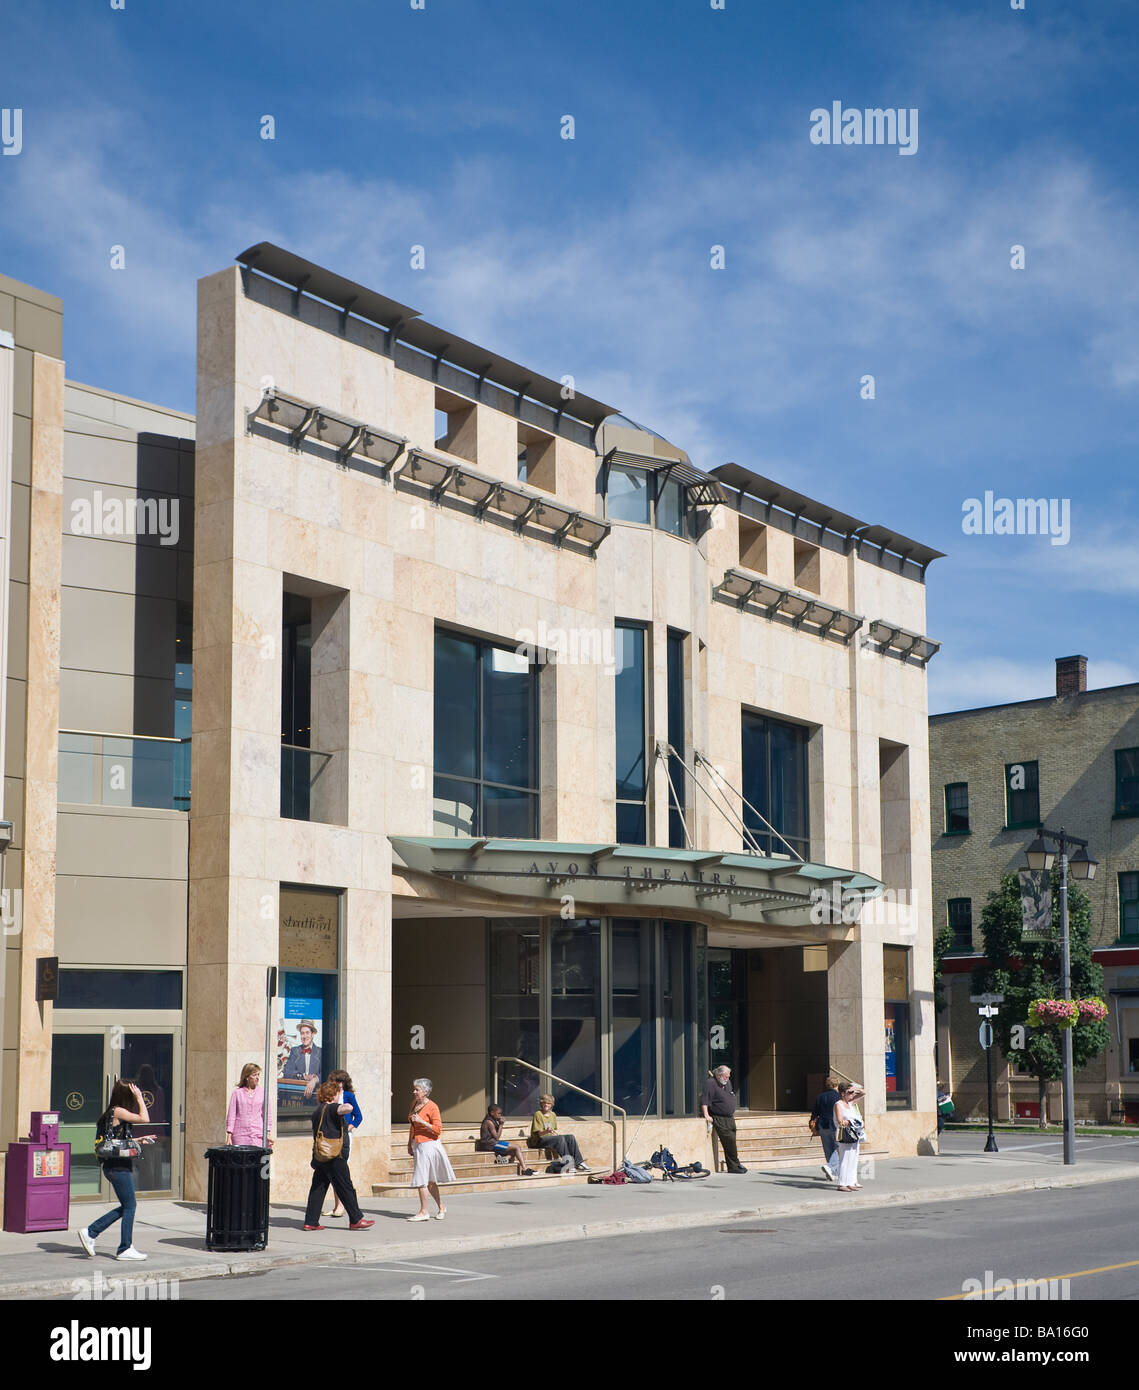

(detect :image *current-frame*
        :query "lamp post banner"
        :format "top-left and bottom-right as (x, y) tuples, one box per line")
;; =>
(1019, 868), (1053, 941)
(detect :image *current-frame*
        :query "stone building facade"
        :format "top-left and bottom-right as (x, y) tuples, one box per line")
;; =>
(2, 248), (943, 1206)
(931, 657), (1139, 1125)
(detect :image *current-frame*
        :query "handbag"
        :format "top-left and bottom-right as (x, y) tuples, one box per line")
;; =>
(95, 1118), (141, 1162)
(312, 1104), (344, 1161)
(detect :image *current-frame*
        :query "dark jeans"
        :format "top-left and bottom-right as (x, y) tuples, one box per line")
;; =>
(711, 1114), (743, 1171)
(305, 1157), (362, 1226)
(535, 1133), (584, 1165)
(88, 1165), (136, 1253)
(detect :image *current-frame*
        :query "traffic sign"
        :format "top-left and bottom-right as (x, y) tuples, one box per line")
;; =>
(979, 1021), (994, 1050)
(970, 993), (1005, 1004)
(977, 1004), (1000, 1018)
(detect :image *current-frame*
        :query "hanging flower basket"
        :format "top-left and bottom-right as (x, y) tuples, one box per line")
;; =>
(1075, 997), (1108, 1023)
(1028, 998), (1079, 1030)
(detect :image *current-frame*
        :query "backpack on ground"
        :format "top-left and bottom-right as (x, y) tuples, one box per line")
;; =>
(650, 1146), (709, 1180)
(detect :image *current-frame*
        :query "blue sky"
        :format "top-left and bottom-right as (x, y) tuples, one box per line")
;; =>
(2, 0), (1136, 714)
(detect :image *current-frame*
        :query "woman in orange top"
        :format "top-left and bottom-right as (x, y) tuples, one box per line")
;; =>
(407, 1078), (455, 1221)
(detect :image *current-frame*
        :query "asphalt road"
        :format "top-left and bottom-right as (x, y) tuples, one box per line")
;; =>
(180, 1176), (1139, 1302)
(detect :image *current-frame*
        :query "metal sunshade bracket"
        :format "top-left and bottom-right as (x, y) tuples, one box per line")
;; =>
(289, 406), (318, 451)
(551, 511), (579, 546)
(335, 424), (365, 469)
(473, 482), (505, 519)
(338, 296), (358, 337)
(512, 496), (541, 533)
(429, 464), (459, 505)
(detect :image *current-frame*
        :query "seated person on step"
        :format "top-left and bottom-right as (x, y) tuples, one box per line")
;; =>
(529, 1093), (592, 1172)
(476, 1104), (536, 1175)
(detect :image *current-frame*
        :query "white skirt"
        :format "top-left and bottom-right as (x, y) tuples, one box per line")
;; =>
(411, 1139), (456, 1187)
(836, 1142), (860, 1187)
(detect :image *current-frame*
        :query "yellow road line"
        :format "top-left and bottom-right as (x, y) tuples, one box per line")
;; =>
(941, 1257), (1139, 1300)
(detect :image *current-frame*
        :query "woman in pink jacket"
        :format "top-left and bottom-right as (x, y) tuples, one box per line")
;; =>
(226, 1063), (273, 1149)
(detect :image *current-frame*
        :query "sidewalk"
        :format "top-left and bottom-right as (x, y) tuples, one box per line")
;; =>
(3, 1140), (1135, 1298)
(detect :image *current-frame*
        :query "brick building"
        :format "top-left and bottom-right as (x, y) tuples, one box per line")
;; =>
(930, 657), (1139, 1125)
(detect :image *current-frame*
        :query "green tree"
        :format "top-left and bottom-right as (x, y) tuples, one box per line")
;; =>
(932, 919), (954, 1015)
(972, 871), (1108, 1129)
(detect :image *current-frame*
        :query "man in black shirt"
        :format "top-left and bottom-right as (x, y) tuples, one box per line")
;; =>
(810, 1076), (842, 1181)
(700, 1065), (746, 1174)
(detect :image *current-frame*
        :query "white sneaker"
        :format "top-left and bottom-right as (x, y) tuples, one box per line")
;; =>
(820, 1163), (836, 1183)
(577, 1164), (593, 1173)
(115, 1247), (147, 1262)
(78, 1228), (96, 1258)
(407, 1211), (431, 1222)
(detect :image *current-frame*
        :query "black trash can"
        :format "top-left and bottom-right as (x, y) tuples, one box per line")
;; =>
(204, 1146), (270, 1251)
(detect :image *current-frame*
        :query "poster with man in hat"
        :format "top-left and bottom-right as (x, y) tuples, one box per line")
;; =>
(281, 1017), (322, 1102)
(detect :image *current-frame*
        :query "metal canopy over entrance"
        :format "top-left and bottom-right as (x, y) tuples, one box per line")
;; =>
(389, 837), (882, 940)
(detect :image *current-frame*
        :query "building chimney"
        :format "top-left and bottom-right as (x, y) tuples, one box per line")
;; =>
(1056, 655), (1087, 697)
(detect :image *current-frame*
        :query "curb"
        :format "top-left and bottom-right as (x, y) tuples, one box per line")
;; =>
(3, 1165), (1132, 1298)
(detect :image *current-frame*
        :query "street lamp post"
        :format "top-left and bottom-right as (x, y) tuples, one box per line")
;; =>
(1023, 827), (1097, 1167)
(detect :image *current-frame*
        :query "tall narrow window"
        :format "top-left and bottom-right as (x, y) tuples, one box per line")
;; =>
(611, 921), (656, 1116)
(615, 623), (648, 844)
(741, 712), (809, 858)
(667, 630), (687, 847)
(944, 782), (969, 833)
(281, 592), (312, 820)
(1115, 749), (1139, 817)
(1120, 873), (1139, 939)
(947, 898), (973, 953)
(433, 632), (539, 838)
(1005, 760), (1040, 829)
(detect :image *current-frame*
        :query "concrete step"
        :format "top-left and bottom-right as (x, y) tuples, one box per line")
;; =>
(372, 1169), (597, 1198)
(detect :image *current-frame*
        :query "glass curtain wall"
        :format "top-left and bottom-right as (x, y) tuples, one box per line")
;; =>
(741, 712), (810, 858)
(434, 631), (539, 838)
(490, 919), (703, 1119)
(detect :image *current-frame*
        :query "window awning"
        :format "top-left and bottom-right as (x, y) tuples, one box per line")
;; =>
(389, 837), (882, 938)
(868, 619), (940, 665)
(715, 568), (864, 642)
(605, 449), (728, 507)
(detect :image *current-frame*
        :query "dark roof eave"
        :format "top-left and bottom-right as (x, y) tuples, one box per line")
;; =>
(235, 243), (619, 427)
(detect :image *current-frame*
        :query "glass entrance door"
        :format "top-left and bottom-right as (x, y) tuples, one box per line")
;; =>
(50, 1033), (106, 1197)
(51, 1026), (182, 1199)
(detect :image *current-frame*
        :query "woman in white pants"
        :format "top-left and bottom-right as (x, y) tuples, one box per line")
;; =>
(832, 1083), (865, 1191)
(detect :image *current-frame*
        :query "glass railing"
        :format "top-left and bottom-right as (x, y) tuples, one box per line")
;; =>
(59, 732), (191, 811)
(280, 744), (334, 821)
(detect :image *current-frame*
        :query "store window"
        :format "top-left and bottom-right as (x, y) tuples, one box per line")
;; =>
(1005, 760), (1040, 829)
(277, 885), (340, 1133)
(741, 711), (810, 858)
(433, 631), (539, 838)
(883, 945), (912, 1110)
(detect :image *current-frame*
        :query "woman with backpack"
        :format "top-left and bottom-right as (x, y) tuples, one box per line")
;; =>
(302, 1079), (374, 1232)
(77, 1079), (154, 1261)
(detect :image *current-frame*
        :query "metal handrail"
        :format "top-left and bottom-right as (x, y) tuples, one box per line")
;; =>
(492, 1057), (627, 1174)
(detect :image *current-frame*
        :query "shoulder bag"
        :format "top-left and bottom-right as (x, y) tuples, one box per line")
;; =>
(313, 1104), (344, 1161)
(95, 1117), (141, 1162)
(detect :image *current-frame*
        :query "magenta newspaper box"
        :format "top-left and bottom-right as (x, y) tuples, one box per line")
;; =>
(4, 1111), (71, 1233)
